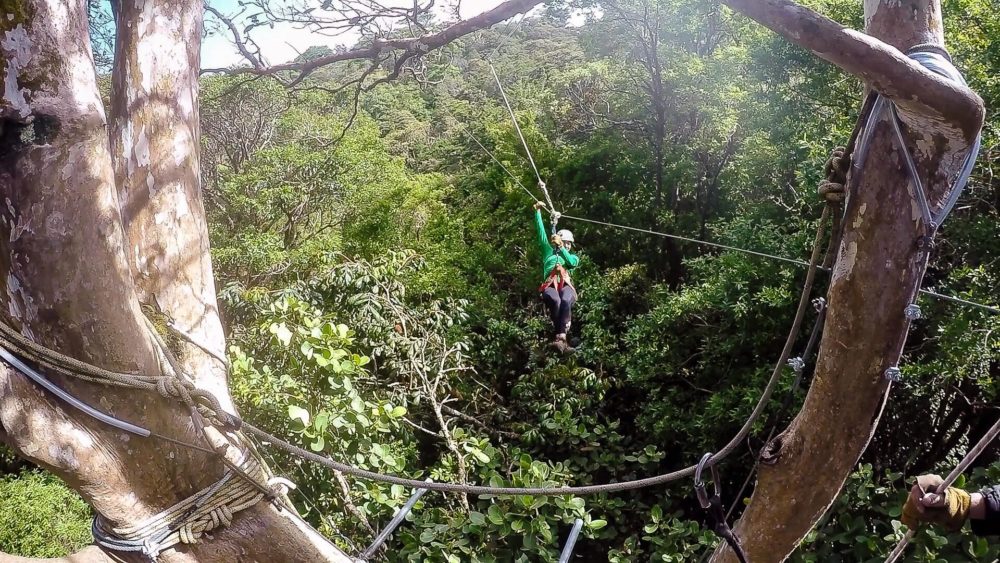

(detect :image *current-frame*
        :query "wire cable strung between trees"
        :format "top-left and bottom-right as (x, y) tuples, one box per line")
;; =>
(0, 187), (834, 498)
(461, 65), (999, 316)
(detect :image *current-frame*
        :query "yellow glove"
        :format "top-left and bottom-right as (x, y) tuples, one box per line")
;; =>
(533, 201), (546, 210)
(900, 474), (971, 532)
(550, 234), (563, 248)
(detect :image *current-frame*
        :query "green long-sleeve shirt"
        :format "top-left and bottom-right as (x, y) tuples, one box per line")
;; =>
(534, 209), (580, 282)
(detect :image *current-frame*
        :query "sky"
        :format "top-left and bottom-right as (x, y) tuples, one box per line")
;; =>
(201, 0), (514, 69)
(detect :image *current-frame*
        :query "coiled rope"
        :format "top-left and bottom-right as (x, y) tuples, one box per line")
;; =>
(91, 452), (276, 559)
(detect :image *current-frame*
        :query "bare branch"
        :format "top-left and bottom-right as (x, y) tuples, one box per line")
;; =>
(207, 0), (542, 84)
(205, 5), (265, 70)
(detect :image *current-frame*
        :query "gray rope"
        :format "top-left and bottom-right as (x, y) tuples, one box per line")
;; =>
(885, 415), (1000, 563)
(92, 451), (274, 559)
(489, 62), (552, 212)
(241, 204), (831, 497)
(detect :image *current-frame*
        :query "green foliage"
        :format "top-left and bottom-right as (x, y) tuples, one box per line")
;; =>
(197, 0), (1000, 560)
(0, 471), (92, 557)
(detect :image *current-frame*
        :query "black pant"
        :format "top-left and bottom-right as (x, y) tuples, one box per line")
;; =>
(541, 285), (576, 335)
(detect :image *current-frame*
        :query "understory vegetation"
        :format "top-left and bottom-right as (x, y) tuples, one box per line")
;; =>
(4, 0), (1000, 560)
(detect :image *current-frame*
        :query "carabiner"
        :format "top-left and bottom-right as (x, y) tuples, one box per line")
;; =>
(694, 452), (720, 509)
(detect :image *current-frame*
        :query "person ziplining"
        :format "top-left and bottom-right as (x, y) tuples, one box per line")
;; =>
(532, 199), (579, 354)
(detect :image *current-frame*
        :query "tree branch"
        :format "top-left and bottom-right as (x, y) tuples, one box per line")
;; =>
(721, 0), (984, 141)
(206, 0), (543, 84)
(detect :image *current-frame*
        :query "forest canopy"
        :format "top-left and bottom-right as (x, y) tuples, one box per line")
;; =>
(1, 0), (998, 561)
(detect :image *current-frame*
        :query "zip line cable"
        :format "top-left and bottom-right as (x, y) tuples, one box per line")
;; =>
(471, 63), (999, 316)
(0, 203), (834, 499)
(489, 63), (542, 186)
(241, 202), (834, 496)
(487, 13), (527, 60)
(560, 213), (813, 268)
(458, 124), (540, 203)
(449, 91), (999, 316)
(560, 214), (999, 314)
(488, 62), (558, 219)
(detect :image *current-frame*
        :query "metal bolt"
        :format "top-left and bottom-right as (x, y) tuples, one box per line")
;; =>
(884, 366), (902, 382)
(904, 304), (922, 321)
(787, 357), (805, 375)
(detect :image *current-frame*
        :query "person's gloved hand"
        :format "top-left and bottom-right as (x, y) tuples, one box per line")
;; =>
(534, 201), (546, 210)
(550, 234), (563, 248)
(901, 474), (972, 532)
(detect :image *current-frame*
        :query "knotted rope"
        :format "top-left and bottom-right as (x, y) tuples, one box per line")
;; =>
(92, 452), (281, 559)
(0, 314), (239, 429)
(817, 145), (851, 204)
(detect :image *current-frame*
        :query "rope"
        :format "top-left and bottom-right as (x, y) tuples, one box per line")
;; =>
(239, 199), (830, 496)
(0, 314), (239, 428)
(884, 415), (1000, 563)
(92, 451), (274, 559)
(488, 62), (555, 215)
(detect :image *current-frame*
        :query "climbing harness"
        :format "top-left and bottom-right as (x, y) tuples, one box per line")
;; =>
(557, 518), (584, 563)
(355, 485), (428, 562)
(695, 453), (749, 563)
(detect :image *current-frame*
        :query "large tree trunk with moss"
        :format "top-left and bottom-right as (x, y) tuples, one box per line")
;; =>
(709, 0), (984, 561)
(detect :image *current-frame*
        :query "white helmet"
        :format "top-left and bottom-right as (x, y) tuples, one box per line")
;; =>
(556, 229), (574, 243)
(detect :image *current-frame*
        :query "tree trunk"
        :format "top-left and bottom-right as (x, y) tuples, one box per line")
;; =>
(0, 2), (351, 561)
(710, 1), (983, 561)
(109, 0), (231, 405)
(2, 0), (537, 558)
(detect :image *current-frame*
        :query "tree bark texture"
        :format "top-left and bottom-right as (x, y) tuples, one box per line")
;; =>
(109, 0), (231, 407)
(1, 1), (353, 561)
(710, 1), (984, 562)
(0, 0), (552, 559)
